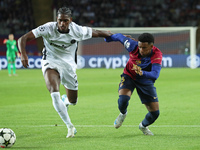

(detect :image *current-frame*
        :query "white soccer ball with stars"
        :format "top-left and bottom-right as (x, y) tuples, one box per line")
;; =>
(0, 128), (16, 148)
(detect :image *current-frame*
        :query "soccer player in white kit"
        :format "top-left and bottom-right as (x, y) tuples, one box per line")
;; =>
(18, 7), (112, 138)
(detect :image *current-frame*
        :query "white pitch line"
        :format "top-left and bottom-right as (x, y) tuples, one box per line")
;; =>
(1, 125), (200, 128)
(75, 125), (200, 128)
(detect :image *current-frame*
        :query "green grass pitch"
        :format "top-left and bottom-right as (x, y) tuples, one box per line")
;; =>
(0, 68), (200, 150)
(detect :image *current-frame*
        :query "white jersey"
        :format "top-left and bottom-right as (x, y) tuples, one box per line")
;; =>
(32, 21), (92, 69)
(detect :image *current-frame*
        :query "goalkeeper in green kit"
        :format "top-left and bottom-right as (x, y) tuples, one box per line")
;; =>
(3, 34), (19, 76)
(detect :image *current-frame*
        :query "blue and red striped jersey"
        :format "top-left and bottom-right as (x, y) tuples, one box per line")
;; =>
(124, 43), (162, 84)
(105, 33), (163, 84)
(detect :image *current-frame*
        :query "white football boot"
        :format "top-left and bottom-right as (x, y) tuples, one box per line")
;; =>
(139, 123), (154, 135)
(114, 112), (127, 129)
(66, 126), (77, 138)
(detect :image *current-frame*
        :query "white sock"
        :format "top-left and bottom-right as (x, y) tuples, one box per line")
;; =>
(51, 92), (73, 129)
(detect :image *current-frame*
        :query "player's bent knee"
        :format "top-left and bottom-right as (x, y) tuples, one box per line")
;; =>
(151, 110), (160, 120)
(118, 95), (130, 114)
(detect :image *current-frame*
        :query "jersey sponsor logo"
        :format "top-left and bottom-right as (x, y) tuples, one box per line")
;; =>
(124, 40), (130, 49)
(50, 42), (71, 49)
(39, 26), (45, 32)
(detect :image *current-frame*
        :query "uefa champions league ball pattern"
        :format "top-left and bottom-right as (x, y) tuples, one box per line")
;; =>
(0, 128), (16, 148)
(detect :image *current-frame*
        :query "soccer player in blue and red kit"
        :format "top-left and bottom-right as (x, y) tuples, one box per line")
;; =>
(105, 33), (162, 135)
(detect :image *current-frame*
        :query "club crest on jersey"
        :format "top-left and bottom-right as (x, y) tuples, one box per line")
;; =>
(39, 26), (45, 32)
(136, 60), (141, 65)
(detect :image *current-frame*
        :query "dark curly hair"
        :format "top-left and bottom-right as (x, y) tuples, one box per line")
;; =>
(138, 33), (154, 44)
(57, 7), (72, 17)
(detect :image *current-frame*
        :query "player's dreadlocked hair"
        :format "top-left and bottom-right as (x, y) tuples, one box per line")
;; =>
(57, 7), (72, 17)
(138, 33), (154, 44)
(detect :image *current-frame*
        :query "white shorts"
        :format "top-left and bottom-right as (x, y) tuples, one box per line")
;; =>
(41, 59), (78, 90)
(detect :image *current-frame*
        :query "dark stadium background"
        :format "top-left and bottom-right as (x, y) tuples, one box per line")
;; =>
(0, 0), (199, 64)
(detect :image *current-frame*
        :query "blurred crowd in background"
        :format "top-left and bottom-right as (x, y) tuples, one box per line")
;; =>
(0, 0), (200, 35)
(53, 0), (200, 28)
(0, 0), (35, 35)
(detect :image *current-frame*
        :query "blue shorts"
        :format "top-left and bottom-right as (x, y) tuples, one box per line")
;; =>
(118, 74), (158, 104)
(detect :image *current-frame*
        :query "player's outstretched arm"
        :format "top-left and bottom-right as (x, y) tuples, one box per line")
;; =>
(92, 29), (113, 38)
(105, 33), (138, 52)
(104, 33), (125, 42)
(18, 31), (36, 68)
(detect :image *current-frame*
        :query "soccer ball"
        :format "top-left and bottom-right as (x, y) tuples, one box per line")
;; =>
(0, 128), (16, 148)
